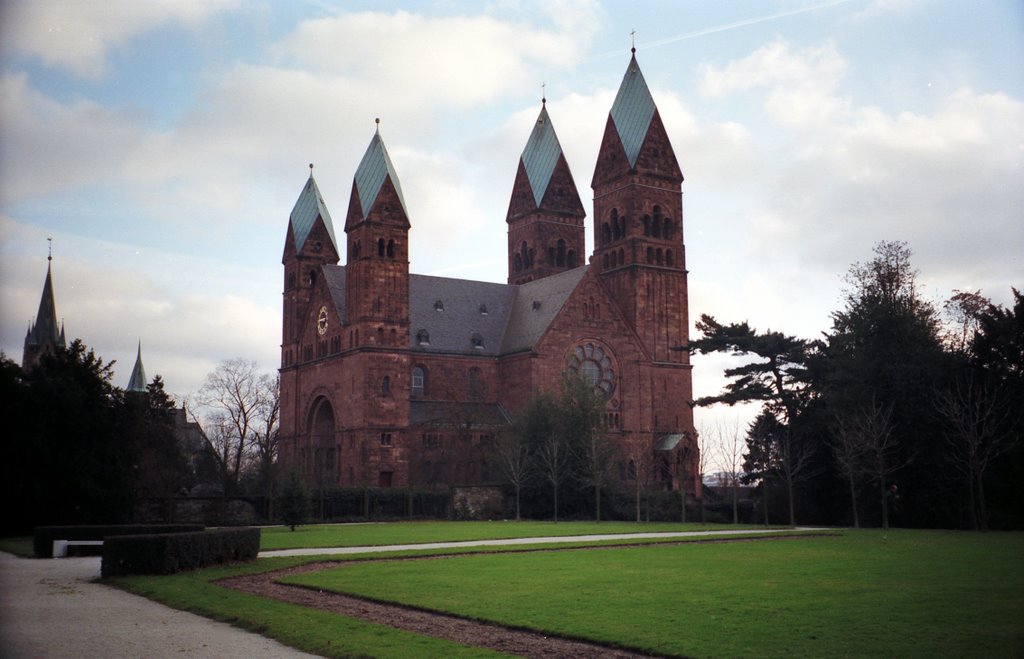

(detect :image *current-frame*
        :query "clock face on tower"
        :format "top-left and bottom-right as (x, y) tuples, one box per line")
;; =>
(317, 305), (329, 335)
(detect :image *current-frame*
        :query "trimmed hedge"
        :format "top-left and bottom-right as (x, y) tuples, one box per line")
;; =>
(33, 524), (204, 557)
(101, 527), (261, 576)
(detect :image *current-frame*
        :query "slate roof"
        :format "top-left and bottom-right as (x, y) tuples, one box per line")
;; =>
(319, 264), (587, 357)
(610, 53), (657, 168)
(289, 174), (338, 253)
(521, 105), (564, 207)
(354, 130), (408, 217)
(126, 342), (147, 393)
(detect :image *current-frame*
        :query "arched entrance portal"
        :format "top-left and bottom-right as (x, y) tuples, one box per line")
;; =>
(308, 397), (337, 487)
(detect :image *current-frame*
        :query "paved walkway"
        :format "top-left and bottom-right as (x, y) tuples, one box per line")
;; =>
(0, 552), (319, 659)
(260, 527), (825, 557)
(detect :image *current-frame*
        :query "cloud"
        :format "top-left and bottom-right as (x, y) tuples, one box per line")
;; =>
(698, 39), (847, 100)
(272, 5), (602, 110)
(1, 0), (239, 79)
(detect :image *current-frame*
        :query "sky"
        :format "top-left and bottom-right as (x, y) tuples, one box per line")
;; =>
(2, 0), (1022, 444)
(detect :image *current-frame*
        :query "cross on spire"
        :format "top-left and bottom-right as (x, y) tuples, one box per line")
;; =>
(541, 81), (546, 105)
(631, 29), (636, 53)
(47, 237), (52, 262)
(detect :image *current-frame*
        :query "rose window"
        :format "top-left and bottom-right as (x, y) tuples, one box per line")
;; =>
(568, 342), (616, 397)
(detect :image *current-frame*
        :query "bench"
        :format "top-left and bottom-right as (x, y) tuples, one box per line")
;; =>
(52, 539), (104, 558)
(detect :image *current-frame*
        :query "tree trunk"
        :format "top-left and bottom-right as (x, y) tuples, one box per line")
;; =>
(976, 466), (989, 532)
(552, 481), (559, 522)
(762, 480), (770, 526)
(635, 481), (641, 523)
(786, 471), (796, 527)
(595, 484), (601, 522)
(847, 473), (860, 529)
(680, 484), (686, 524)
(515, 484), (521, 521)
(731, 481), (739, 524)
(880, 477), (889, 530)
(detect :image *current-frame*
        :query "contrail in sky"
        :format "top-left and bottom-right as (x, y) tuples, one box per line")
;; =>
(589, 0), (860, 60)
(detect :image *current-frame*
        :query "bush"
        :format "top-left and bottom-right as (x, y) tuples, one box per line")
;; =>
(32, 524), (203, 557)
(100, 527), (260, 576)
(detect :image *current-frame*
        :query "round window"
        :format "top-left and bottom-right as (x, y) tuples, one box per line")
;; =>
(567, 342), (616, 397)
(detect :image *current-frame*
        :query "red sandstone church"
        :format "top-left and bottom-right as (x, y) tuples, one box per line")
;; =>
(278, 52), (700, 499)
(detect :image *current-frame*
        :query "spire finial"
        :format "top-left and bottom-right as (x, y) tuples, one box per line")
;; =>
(375, 117), (380, 133)
(541, 81), (546, 106)
(631, 29), (636, 53)
(47, 237), (52, 262)
(309, 162), (314, 176)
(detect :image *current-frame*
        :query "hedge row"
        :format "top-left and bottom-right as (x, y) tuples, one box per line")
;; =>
(33, 524), (204, 557)
(101, 527), (260, 577)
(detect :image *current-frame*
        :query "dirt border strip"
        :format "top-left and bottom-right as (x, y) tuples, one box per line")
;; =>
(220, 533), (835, 658)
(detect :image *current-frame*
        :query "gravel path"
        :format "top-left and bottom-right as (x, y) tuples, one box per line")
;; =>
(0, 551), (319, 659)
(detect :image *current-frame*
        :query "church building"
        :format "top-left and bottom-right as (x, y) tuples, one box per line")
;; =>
(278, 52), (700, 498)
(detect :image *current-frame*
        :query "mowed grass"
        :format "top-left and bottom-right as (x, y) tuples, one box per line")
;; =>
(284, 529), (1024, 658)
(259, 520), (753, 550)
(108, 556), (507, 659)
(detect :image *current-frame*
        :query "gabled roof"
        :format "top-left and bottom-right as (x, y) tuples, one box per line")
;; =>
(318, 263), (587, 357)
(354, 130), (408, 217)
(610, 53), (657, 168)
(127, 342), (147, 393)
(521, 104), (564, 207)
(289, 174), (338, 253)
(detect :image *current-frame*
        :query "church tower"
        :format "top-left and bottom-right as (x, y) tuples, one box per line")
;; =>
(592, 51), (688, 364)
(343, 123), (411, 348)
(506, 100), (586, 285)
(281, 167), (340, 367)
(23, 249), (66, 371)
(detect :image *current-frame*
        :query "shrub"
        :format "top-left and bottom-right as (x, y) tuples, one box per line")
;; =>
(32, 524), (203, 557)
(100, 527), (260, 576)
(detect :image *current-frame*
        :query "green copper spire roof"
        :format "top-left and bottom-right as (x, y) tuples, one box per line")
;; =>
(126, 341), (147, 393)
(610, 53), (656, 168)
(354, 127), (408, 216)
(289, 172), (338, 252)
(520, 104), (565, 207)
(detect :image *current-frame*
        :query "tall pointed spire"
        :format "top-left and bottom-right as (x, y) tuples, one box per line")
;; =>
(127, 341), (148, 393)
(288, 165), (338, 254)
(350, 123), (408, 222)
(22, 247), (66, 370)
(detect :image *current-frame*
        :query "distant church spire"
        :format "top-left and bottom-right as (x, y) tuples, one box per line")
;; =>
(126, 341), (148, 393)
(22, 245), (66, 371)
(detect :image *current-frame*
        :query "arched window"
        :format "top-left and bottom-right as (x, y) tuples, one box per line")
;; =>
(556, 239), (566, 267)
(308, 269), (317, 285)
(664, 218), (672, 239)
(389, 328), (397, 345)
(411, 366), (425, 397)
(646, 247), (654, 264)
(377, 327), (384, 345)
(381, 376), (391, 396)
(352, 240), (361, 259)
(602, 253), (609, 270)
(387, 239), (395, 258)
(618, 248), (624, 266)
(611, 209), (621, 240)
(567, 249), (576, 268)
(602, 223), (611, 245)
(520, 242), (530, 269)
(610, 250), (617, 268)
(514, 254), (523, 272)
(656, 248), (663, 265)
(666, 250), (674, 266)
(416, 329), (430, 345)
(377, 238), (385, 257)
(643, 216), (651, 236)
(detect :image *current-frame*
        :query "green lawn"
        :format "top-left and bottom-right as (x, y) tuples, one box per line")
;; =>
(259, 520), (757, 550)
(284, 529), (1024, 658)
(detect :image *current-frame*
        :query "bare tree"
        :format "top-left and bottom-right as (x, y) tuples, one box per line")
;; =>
(193, 358), (277, 496)
(493, 428), (532, 520)
(536, 427), (570, 522)
(713, 418), (745, 524)
(251, 373), (280, 518)
(624, 439), (653, 523)
(852, 398), (908, 529)
(830, 412), (870, 528)
(934, 375), (1018, 531)
(560, 373), (613, 522)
